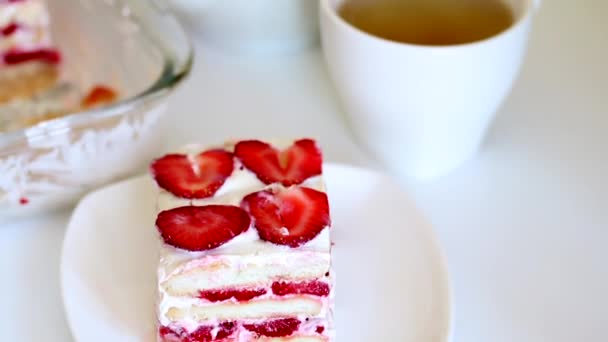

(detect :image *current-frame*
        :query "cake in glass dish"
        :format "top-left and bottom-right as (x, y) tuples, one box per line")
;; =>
(151, 139), (334, 341)
(0, 0), (61, 103)
(0, 0), (192, 223)
(0, 0), (119, 133)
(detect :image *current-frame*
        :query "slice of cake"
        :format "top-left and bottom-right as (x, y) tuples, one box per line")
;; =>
(0, 0), (61, 103)
(151, 139), (334, 341)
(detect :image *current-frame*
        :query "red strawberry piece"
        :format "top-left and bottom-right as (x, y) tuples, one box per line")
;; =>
(198, 288), (267, 302)
(81, 85), (118, 109)
(158, 326), (177, 337)
(159, 326), (186, 342)
(156, 205), (250, 251)
(159, 322), (237, 342)
(271, 280), (330, 297)
(242, 187), (330, 247)
(234, 139), (322, 186)
(151, 150), (234, 199)
(316, 326), (325, 334)
(244, 318), (301, 337)
(3, 48), (61, 65)
(188, 322), (236, 341)
(214, 322), (237, 340)
(188, 326), (212, 341)
(1, 23), (19, 36)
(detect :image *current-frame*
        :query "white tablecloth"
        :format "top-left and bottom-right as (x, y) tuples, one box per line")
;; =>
(1, 1), (606, 341)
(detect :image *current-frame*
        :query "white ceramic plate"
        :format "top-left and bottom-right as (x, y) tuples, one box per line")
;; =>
(61, 164), (451, 342)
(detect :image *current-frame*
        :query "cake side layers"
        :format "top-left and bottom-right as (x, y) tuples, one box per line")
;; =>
(159, 316), (333, 342)
(160, 243), (330, 294)
(166, 296), (327, 322)
(160, 274), (334, 325)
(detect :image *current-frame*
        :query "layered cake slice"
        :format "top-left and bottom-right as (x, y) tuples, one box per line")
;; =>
(0, 0), (61, 102)
(151, 139), (334, 341)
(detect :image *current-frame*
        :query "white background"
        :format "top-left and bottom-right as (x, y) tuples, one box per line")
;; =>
(1, 0), (607, 341)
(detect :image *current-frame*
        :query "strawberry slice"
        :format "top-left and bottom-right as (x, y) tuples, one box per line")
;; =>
(3, 48), (62, 65)
(243, 318), (301, 337)
(271, 280), (330, 297)
(241, 187), (330, 248)
(190, 322), (236, 341)
(81, 85), (118, 109)
(159, 322), (236, 342)
(158, 326), (183, 342)
(156, 205), (250, 251)
(234, 139), (322, 186)
(1, 23), (20, 36)
(151, 149), (234, 199)
(198, 288), (267, 302)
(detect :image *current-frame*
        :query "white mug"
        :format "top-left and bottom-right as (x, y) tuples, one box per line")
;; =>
(170, 0), (319, 54)
(321, 0), (540, 182)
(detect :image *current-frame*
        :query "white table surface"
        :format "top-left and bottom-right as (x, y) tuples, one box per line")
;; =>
(1, 1), (607, 341)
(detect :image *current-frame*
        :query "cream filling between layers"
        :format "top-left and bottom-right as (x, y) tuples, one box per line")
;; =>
(165, 296), (328, 322)
(0, 27), (52, 53)
(160, 241), (331, 296)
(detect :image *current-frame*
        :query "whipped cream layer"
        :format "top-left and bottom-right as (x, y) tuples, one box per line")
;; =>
(161, 251), (330, 295)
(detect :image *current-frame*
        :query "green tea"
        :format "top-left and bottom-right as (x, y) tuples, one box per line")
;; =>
(339, 0), (515, 45)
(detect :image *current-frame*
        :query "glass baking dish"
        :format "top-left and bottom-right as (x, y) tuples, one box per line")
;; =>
(0, 0), (193, 222)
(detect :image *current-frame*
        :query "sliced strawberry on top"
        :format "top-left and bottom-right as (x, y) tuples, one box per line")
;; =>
(156, 205), (250, 251)
(241, 187), (330, 248)
(243, 318), (301, 337)
(151, 149), (234, 199)
(234, 139), (322, 186)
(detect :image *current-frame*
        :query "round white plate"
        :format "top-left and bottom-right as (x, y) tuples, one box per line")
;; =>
(61, 164), (451, 342)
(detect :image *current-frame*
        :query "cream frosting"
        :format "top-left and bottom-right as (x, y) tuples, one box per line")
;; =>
(0, 26), (51, 53)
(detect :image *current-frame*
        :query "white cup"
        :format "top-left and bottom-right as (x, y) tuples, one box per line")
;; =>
(169, 0), (319, 54)
(321, 0), (540, 182)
